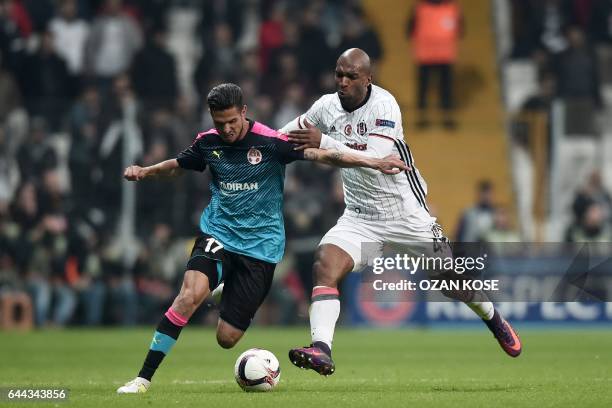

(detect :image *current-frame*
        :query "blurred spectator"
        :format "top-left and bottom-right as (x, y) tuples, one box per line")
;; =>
(238, 49), (263, 82)
(104, 255), (138, 325)
(553, 27), (602, 107)
(408, 0), (463, 129)
(298, 4), (333, 84)
(263, 50), (302, 101)
(6, 0), (33, 38)
(38, 167), (71, 219)
(553, 26), (602, 135)
(569, 0), (595, 28)
(199, 0), (244, 51)
(510, 0), (536, 58)
(532, 0), (572, 54)
(48, 0), (90, 77)
(273, 82), (307, 129)
(513, 73), (556, 148)
(16, 118), (57, 182)
(267, 22), (300, 77)
(337, 5), (382, 64)
(68, 86), (104, 212)
(523, 73), (557, 113)
(136, 139), (175, 231)
(169, 95), (199, 153)
(128, 0), (169, 34)
(134, 223), (182, 323)
(571, 171), (612, 224)
(0, 198), (18, 287)
(0, 56), (21, 124)
(258, 2), (286, 73)
(250, 93), (276, 126)
(456, 180), (496, 242)
(97, 73), (142, 225)
(589, 0), (612, 45)
(68, 220), (106, 326)
(482, 207), (521, 243)
(131, 27), (178, 112)
(84, 0), (142, 81)
(23, 0), (54, 32)
(0, 127), (19, 202)
(0, 0), (27, 73)
(20, 30), (72, 131)
(284, 159), (340, 300)
(566, 202), (612, 242)
(194, 22), (239, 87)
(15, 173), (77, 327)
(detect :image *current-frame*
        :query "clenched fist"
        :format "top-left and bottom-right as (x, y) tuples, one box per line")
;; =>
(124, 165), (147, 181)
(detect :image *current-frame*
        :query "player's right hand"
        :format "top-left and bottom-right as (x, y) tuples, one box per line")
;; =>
(124, 165), (146, 181)
(288, 119), (322, 150)
(377, 155), (410, 175)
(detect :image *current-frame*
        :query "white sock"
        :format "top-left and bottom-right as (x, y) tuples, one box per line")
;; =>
(467, 301), (494, 320)
(310, 286), (340, 350)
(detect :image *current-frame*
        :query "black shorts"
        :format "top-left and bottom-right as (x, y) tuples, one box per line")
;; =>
(186, 234), (276, 331)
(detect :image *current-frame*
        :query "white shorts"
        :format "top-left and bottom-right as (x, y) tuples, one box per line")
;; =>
(319, 213), (449, 271)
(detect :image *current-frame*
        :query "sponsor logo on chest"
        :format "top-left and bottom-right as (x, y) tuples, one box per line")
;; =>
(220, 181), (259, 191)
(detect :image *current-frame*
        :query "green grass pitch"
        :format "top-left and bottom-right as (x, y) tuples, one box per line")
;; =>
(1, 327), (611, 407)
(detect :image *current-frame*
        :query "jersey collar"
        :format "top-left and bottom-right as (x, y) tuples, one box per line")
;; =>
(341, 84), (372, 113)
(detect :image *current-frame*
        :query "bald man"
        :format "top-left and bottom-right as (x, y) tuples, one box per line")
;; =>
(280, 48), (522, 376)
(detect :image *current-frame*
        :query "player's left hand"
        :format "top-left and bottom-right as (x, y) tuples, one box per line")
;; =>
(377, 155), (410, 175)
(288, 120), (322, 150)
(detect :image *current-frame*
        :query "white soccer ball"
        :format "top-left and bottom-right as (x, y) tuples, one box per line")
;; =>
(234, 348), (281, 392)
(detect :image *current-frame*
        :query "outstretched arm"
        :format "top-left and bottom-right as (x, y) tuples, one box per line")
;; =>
(303, 148), (408, 175)
(124, 159), (184, 181)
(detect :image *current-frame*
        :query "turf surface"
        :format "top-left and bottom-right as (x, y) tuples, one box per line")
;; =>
(1, 327), (611, 407)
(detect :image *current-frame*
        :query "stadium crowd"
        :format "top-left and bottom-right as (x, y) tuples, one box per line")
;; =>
(1, 0), (610, 328)
(0, 0), (385, 327)
(509, 0), (612, 241)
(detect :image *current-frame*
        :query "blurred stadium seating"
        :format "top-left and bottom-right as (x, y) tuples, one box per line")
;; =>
(0, 0), (611, 329)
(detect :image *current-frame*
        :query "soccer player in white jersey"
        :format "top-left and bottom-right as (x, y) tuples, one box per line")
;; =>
(281, 48), (522, 376)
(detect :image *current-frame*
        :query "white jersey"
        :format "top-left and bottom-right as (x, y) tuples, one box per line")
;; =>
(297, 85), (432, 224)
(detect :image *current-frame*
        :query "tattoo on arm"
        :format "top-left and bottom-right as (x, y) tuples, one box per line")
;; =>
(304, 148), (372, 169)
(327, 150), (344, 165)
(304, 150), (319, 161)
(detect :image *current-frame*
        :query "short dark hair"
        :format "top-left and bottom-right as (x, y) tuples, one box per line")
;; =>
(207, 83), (243, 112)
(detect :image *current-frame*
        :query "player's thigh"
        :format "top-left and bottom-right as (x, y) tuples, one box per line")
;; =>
(318, 215), (384, 273)
(185, 234), (226, 291)
(173, 234), (227, 314)
(386, 221), (453, 276)
(218, 254), (275, 333)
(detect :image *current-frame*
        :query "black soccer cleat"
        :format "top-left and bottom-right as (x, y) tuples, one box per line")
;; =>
(288, 344), (335, 376)
(485, 310), (522, 358)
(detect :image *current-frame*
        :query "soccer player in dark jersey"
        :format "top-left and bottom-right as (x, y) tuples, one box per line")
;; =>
(116, 83), (408, 393)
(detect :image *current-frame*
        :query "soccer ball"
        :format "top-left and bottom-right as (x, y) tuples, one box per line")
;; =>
(234, 348), (281, 392)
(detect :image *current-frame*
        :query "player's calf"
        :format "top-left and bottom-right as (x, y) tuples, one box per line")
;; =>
(216, 319), (244, 349)
(172, 287), (203, 318)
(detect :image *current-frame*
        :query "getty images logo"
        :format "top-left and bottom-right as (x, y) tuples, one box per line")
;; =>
(219, 181), (259, 191)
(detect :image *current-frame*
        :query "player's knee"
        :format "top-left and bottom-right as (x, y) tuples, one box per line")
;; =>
(313, 259), (337, 287)
(216, 330), (240, 349)
(312, 247), (352, 287)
